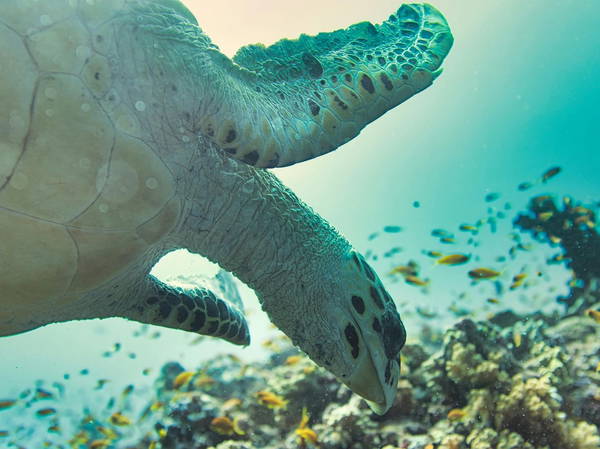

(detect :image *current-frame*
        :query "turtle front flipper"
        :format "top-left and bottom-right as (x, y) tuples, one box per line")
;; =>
(204, 4), (452, 167)
(122, 275), (250, 346)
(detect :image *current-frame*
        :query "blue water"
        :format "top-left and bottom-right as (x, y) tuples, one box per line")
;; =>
(1, 0), (599, 446)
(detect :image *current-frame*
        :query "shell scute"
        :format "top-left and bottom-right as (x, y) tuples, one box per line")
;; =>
(0, 0), (77, 36)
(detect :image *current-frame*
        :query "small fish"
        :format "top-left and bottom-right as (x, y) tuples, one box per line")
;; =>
(35, 388), (54, 400)
(284, 355), (302, 366)
(222, 398), (242, 411)
(209, 416), (245, 436)
(95, 379), (110, 390)
(256, 391), (287, 409)
(405, 275), (429, 287)
(513, 273), (527, 282)
(440, 237), (456, 244)
(447, 408), (467, 421)
(36, 408), (57, 417)
(541, 166), (561, 182)
(487, 298), (500, 304)
(431, 228), (450, 238)
(484, 192), (500, 202)
(413, 200), (421, 208)
(549, 235), (562, 244)
(518, 181), (533, 191)
(367, 232), (379, 241)
(513, 330), (522, 348)
(468, 268), (500, 279)
(585, 309), (600, 324)
(424, 445), (435, 449)
(173, 371), (194, 389)
(423, 250), (443, 258)
(48, 425), (61, 434)
(0, 431), (8, 437)
(194, 374), (216, 388)
(596, 362), (600, 373)
(389, 265), (417, 276)
(89, 439), (111, 449)
(109, 412), (132, 426)
(80, 369), (89, 376)
(97, 426), (119, 440)
(416, 307), (437, 319)
(538, 211), (553, 221)
(383, 225), (403, 233)
(0, 400), (17, 411)
(459, 224), (478, 232)
(142, 368), (152, 376)
(295, 407), (318, 446)
(120, 385), (134, 399)
(436, 254), (470, 266)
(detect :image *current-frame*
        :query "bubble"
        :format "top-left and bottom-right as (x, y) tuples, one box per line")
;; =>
(135, 101), (146, 112)
(145, 177), (158, 190)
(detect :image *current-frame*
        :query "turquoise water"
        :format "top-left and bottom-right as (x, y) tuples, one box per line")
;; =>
(1, 0), (599, 446)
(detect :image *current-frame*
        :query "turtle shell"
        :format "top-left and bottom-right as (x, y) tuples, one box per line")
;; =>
(0, 0), (180, 317)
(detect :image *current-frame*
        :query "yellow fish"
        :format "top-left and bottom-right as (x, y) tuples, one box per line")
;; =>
(256, 391), (287, 409)
(487, 298), (500, 304)
(468, 268), (500, 279)
(173, 371), (194, 389)
(405, 275), (429, 286)
(222, 398), (242, 411)
(595, 362), (600, 373)
(423, 250), (443, 258)
(447, 408), (467, 421)
(89, 439), (111, 449)
(194, 374), (216, 388)
(209, 416), (246, 436)
(97, 426), (119, 440)
(389, 265), (417, 276)
(585, 309), (600, 324)
(541, 166), (561, 182)
(0, 400), (17, 411)
(513, 331), (522, 348)
(48, 425), (61, 434)
(285, 355), (302, 366)
(538, 211), (553, 221)
(436, 254), (470, 265)
(120, 385), (134, 399)
(459, 224), (478, 232)
(109, 412), (132, 426)
(36, 408), (57, 417)
(295, 407), (318, 446)
(440, 237), (456, 244)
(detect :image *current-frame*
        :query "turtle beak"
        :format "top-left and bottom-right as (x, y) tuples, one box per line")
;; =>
(342, 339), (398, 415)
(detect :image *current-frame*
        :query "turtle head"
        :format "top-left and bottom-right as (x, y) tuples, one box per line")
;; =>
(260, 247), (406, 415)
(334, 249), (406, 414)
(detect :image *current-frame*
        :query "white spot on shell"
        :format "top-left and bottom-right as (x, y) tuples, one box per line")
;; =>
(8, 114), (25, 130)
(99, 203), (109, 213)
(145, 177), (158, 190)
(182, 135), (190, 143)
(81, 103), (91, 112)
(45, 109), (55, 117)
(10, 173), (28, 190)
(135, 101), (146, 112)
(44, 87), (58, 99)
(40, 15), (52, 26)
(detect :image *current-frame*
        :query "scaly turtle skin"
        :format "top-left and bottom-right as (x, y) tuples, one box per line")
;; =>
(0, 0), (452, 414)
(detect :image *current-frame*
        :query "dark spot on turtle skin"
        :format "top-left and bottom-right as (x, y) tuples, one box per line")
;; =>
(420, 29), (433, 39)
(278, 91), (285, 100)
(351, 295), (365, 314)
(95, 34), (103, 43)
(183, 296), (194, 310)
(146, 296), (159, 305)
(190, 310), (205, 331)
(207, 320), (219, 335)
(242, 151), (259, 165)
(380, 73), (394, 91)
(308, 99), (320, 116)
(217, 300), (229, 321)
(352, 252), (362, 269)
(225, 129), (237, 143)
(360, 74), (375, 94)
(373, 317), (382, 333)
(378, 56), (386, 65)
(344, 73), (352, 83)
(370, 286), (384, 309)
(332, 95), (348, 110)
(362, 259), (376, 281)
(94, 72), (101, 80)
(331, 75), (338, 83)
(166, 292), (180, 305)
(176, 306), (188, 324)
(302, 52), (323, 78)
(384, 359), (392, 384)
(344, 323), (360, 359)
(381, 310), (406, 359)
(390, 64), (398, 73)
(158, 302), (171, 319)
(224, 147), (237, 155)
(205, 298), (218, 317)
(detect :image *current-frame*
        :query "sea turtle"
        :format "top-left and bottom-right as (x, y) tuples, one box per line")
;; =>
(0, 0), (452, 414)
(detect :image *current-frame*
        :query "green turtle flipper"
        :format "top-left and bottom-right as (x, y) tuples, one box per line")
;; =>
(123, 275), (250, 346)
(207, 3), (453, 167)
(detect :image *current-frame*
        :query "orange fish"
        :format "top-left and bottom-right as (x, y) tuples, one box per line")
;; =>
(405, 275), (429, 286)
(447, 408), (467, 421)
(0, 400), (16, 411)
(36, 408), (57, 417)
(109, 412), (132, 426)
(285, 355), (302, 366)
(256, 391), (287, 409)
(173, 371), (194, 389)
(468, 268), (500, 279)
(436, 254), (470, 265)
(210, 416), (245, 436)
(585, 309), (600, 324)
